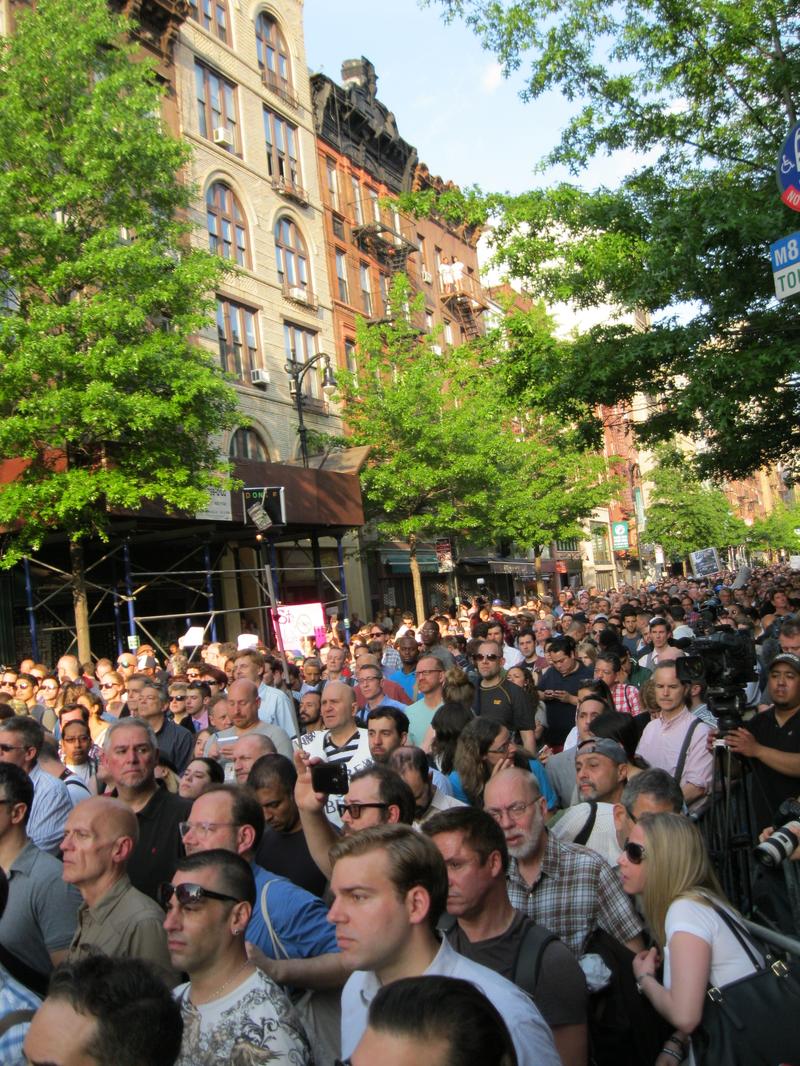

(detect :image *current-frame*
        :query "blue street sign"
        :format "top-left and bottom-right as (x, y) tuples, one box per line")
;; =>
(777, 123), (800, 212)
(769, 232), (800, 301)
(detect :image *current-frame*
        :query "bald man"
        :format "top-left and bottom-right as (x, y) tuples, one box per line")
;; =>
(210, 679), (292, 764)
(232, 732), (277, 784)
(62, 797), (176, 984)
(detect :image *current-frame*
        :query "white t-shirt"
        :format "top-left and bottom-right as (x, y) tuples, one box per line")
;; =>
(550, 802), (620, 866)
(664, 897), (761, 990)
(299, 726), (372, 826)
(173, 968), (311, 1065)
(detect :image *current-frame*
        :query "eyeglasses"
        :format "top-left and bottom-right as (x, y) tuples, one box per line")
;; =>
(416, 668), (442, 675)
(336, 802), (389, 819)
(369, 631), (384, 638)
(473, 653), (501, 662)
(40, 684), (58, 692)
(117, 661), (135, 668)
(0, 743), (26, 754)
(622, 840), (646, 864)
(487, 738), (513, 754)
(14, 682), (31, 689)
(158, 882), (240, 908)
(178, 820), (239, 839)
(485, 800), (538, 822)
(624, 806), (638, 825)
(99, 683), (117, 690)
(62, 734), (90, 743)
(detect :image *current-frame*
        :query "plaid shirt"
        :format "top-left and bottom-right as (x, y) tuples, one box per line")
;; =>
(506, 833), (643, 955)
(611, 683), (642, 716)
(381, 646), (402, 674)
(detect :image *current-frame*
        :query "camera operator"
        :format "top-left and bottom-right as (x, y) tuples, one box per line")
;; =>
(723, 653), (800, 834)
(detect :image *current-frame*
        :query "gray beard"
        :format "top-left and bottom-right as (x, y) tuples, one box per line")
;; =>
(508, 836), (539, 861)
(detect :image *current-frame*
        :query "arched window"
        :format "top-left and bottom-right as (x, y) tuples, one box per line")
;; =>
(274, 216), (309, 293)
(229, 427), (269, 462)
(206, 182), (248, 266)
(255, 13), (292, 101)
(189, 0), (229, 43)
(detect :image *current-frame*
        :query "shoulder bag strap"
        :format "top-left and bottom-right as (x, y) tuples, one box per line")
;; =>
(512, 923), (558, 998)
(674, 718), (701, 785)
(573, 800), (598, 846)
(0, 1009), (36, 1037)
(702, 899), (765, 971)
(259, 879), (290, 961)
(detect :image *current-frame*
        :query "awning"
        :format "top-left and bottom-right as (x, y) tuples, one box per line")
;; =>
(457, 556), (538, 579)
(379, 548), (440, 574)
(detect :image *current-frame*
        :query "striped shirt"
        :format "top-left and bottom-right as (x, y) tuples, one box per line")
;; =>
(299, 727), (372, 826)
(28, 763), (72, 855)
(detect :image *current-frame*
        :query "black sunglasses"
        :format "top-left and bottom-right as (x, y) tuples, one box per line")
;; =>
(622, 840), (646, 864)
(158, 882), (240, 908)
(473, 652), (501, 662)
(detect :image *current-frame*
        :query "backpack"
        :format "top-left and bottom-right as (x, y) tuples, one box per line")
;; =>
(437, 914), (557, 1001)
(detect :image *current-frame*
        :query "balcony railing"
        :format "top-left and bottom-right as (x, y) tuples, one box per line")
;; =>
(261, 67), (301, 111)
(271, 175), (309, 207)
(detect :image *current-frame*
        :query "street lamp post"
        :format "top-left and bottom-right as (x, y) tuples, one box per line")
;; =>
(284, 351), (337, 468)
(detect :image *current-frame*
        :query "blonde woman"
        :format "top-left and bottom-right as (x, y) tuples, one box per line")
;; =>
(620, 812), (762, 1064)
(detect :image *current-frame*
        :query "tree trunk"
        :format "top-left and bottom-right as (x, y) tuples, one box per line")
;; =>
(69, 540), (92, 665)
(408, 533), (426, 625)
(534, 549), (545, 597)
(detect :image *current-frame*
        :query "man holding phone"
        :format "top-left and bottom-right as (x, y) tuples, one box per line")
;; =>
(298, 682), (371, 825)
(538, 637), (593, 749)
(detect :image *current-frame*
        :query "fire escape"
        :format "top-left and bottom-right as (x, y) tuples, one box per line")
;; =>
(351, 200), (418, 323)
(439, 271), (488, 339)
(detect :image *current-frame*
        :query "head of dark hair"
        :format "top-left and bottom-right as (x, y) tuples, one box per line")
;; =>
(596, 650), (622, 673)
(430, 701), (474, 775)
(388, 745), (431, 782)
(173, 847), (256, 907)
(367, 705), (410, 736)
(545, 634), (576, 656)
(367, 975), (517, 1066)
(246, 753), (297, 793)
(203, 784), (265, 849)
(47, 955), (183, 1066)
(577, 677), (613, 705)
(0, 762), (32, 825)
(620, 767), (684, 813)
(349, 763), (416, 824)
(589, 710), (640, 761)
(191, 757), (225, 785)
(423, 806), (509, 874)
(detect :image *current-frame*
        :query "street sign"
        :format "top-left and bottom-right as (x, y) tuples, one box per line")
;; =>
(611, 521), (630, 550)
(777, 123), (800, 211)
(769, 232), (800, 300)
(242, 486), (286, 526)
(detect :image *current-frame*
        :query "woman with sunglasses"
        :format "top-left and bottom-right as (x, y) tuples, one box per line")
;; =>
(449, 717), (556, 810)
(620, 812), (761, 1065)
(97, 670), (126, 719)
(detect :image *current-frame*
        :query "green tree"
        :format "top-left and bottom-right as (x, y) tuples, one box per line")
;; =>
(0, 0), (240, 660)
(747, 502), (800, 555)
(335, 279), (614, 621)
(643, 449), (747, 563)
(430, 0), (800, 480)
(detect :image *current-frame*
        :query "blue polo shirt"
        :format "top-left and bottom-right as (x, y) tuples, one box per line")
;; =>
(248, 863), (338, 960)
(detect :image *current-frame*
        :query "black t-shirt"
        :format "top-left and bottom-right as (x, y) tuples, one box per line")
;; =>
(447, 910), (587, 1027)
(255, 826), (328, 899)
(127, 787), (191, 901)
(475, 681), (535, 735)
(746, 706), (800, 832)
(539, 663), (594, 747)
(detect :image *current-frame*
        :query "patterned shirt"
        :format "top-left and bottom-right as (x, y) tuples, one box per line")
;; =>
(28, 762), (72, 855)
(0, 965), (40, 1066)
(506, 833), (643, 955)
(299, 726), (372, 826)
(174, 967), (310, 1065)
(381, 646), (402, 674)
(611, 683), (642, 716)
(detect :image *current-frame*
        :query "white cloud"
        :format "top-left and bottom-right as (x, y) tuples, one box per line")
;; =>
(480, 62), (503, 93)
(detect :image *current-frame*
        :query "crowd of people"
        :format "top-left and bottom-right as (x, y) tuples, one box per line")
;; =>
(1, 564), (799, 1065)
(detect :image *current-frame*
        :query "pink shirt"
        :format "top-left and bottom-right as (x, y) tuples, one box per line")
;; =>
(636, 707), (712, 790)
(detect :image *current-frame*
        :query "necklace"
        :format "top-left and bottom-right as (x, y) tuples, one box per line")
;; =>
(188, 958), (253, 1007)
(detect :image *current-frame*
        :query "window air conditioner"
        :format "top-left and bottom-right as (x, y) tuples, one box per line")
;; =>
(213, 127), (233, 147)
(288, 285), (307, 302)
(421, 268), (433, 284)
(250, 369), (270, 387)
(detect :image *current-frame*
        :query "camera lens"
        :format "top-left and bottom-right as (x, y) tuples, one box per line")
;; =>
(754, 826), (799, 869)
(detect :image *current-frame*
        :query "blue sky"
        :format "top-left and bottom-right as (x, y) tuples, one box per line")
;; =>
(303, 0), (638, 195)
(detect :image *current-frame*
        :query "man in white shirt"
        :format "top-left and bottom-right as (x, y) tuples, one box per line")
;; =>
(329, 824), (560, 1066)
(487, 621), (524, 669)
(232, 650), (298, 739)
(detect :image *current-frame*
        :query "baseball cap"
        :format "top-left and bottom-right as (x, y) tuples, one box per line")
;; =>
(576, 738), (628, 764)
(770, 653), (800, 675)
(672, 625), (695, 640)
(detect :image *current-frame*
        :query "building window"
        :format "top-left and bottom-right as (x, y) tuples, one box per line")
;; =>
(195, 62), (238, 151)
(188, 0), (228, 42)
(359, 263), (372, 316)
(344, 338), (357, 376)
(425, 310), (434, 332)
(556, 538), (580, 552)
(351, 176), (363, 223)
(368, 188), (380, 222)
(417, 234), (427, 269)
(444, 319), (453, 345)
(332, 216), (346, 240)
(335, 249), (349, 303)
(326, 159), (339, 211)
(229, 427), (269, 462)
(274, 216), (309, 293)
(255, 12), (292, 99)
(206, 182), (248, 266)
(284, 322), (320, 400)
(378, 273), (390, 314)
(591, 524), (611, 564)
(216, 297), (259, 380)
(263, 107), (300, 188)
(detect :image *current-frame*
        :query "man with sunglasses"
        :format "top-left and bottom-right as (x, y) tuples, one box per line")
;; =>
(62, 796), (176, 984)
(367, 623), (402, 674)
(473, 640), (536, 752)
(484, 767), (644, 957)
(180, 783), (337, 960)
(164, 849), (311, 1064)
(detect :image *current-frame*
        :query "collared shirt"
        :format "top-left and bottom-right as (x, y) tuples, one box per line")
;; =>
(68, 875), (176, 984)
(0, 840), (81, 976)
(126, 787), (191, 901)
(340, 937), (560, 1066)
(27, 762), (72, 855)
(354, 694), (409, 728)
(258, 682), (299, 739)
(611, 683), (642, 716)
(413, 785), (466, 827)
(636, 707), (712, 791)
(405, 697), (443, 746)
(154, 717), (195, 775)
(0, 964), (40, 1066)
(381, 646), (402, 674)
(506, 833), (643, 955)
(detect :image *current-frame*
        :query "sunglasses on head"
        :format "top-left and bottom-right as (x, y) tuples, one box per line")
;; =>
(622, 840), (646, 864)
(158, 882), (240, 908)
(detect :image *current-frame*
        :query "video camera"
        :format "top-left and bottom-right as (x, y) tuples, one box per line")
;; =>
(675, 627), (756, 735)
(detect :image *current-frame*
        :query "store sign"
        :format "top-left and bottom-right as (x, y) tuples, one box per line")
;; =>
(435, 538), (454, 572)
